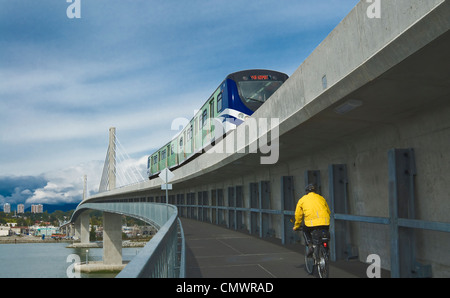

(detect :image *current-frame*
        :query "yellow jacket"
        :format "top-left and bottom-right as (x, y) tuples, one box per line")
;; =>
(294, 192), (331, 229)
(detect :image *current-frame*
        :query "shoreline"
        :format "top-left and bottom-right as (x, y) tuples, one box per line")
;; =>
(66, 240), (146, 248)
(0, 235), (71, 244)
(0, 236), (147, 247)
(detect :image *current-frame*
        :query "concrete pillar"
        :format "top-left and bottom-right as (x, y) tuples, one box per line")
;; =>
(80, 212), (90, 244)
(74, 218), (81, 240)
(103, 212), (122, 265)
(68, 224), (73, 237)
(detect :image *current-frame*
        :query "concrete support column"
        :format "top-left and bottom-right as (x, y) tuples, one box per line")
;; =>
(80, 212), (90, 244)
(74, 218), (81, 240)
(103, 212), (122, 265)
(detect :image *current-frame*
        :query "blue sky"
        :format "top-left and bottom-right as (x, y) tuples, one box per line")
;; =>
(0, 0), (359, 208)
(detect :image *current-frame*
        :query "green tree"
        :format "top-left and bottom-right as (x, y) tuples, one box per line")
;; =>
(89, 225), (96, 241)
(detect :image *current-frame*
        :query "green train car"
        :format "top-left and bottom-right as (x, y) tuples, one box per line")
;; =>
(147, 69), (288, 179)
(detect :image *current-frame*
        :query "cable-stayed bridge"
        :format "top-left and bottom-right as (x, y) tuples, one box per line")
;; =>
(98, 127), (145, 193)
(62, 1), (450, 278)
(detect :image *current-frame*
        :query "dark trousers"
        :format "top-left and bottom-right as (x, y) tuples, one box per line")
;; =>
(302, 225), (329, 245)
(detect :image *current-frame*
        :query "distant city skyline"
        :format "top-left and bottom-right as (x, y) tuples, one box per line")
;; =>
(2, 202), (44, 213)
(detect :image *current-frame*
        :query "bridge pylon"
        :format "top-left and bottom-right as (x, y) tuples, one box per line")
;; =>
(73, 127), (125, 273)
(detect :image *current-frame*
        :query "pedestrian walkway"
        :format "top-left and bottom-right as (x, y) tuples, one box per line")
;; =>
(181, 218), (383, 278)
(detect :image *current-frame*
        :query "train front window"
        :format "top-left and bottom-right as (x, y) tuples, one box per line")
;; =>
(238, 80), (284, 107)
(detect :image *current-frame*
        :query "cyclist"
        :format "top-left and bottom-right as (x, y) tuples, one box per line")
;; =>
(293, 184), (331, 256)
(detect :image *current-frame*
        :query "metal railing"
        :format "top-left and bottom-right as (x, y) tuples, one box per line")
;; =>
(66, 202), (185, 278)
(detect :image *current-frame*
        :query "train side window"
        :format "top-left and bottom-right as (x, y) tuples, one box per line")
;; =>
(187, 124), (193, 140)
(209, 99), (214, 118)
(202, 109), (207, 127)
(217, 92), (223, 113)
(179, 136), (184, 149)
(161, 149), (166, 160)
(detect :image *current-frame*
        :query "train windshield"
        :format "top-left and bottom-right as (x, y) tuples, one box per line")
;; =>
(237, 80), (284, 110)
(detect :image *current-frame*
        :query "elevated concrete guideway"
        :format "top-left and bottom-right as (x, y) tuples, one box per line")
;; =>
(70, 0), (450, 277)
(86, 0), (450, 193)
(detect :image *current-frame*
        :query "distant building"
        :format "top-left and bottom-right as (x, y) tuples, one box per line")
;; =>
(17, 204), (25, 214)
(0, 225), (11, 237)
(33, 226), (58, 237)
(3, 203), (11, 213)
(31, 204), (43, 214)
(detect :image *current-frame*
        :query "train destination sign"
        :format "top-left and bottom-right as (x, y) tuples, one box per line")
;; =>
(250, 75), (269, 80)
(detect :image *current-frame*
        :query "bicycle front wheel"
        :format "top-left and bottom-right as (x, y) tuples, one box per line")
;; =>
(317, 246), (329, 278)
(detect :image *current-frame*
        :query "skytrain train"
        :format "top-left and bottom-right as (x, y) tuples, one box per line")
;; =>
(147, 69), (289, 179)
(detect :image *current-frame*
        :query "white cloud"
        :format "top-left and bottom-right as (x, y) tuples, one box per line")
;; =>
(25, 161), (103, 205)
(23, 154), (148, 206)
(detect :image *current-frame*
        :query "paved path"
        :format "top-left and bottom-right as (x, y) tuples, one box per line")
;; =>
(181, 218), (380, 278)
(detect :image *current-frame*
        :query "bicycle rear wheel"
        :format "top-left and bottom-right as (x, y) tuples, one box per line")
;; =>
(304, 245), (314, 274)
(317, 246), (329, 278)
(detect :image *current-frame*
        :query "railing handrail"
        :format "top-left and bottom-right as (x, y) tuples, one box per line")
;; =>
(64, 202), (185, 278)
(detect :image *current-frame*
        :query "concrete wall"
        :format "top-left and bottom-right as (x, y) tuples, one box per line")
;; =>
(159, 96), (449, 276)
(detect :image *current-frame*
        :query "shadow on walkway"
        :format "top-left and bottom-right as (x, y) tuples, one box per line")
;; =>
(181, 218), (389, 278)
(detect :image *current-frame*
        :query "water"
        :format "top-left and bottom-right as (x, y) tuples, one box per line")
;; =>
(0, 242), (142, 278)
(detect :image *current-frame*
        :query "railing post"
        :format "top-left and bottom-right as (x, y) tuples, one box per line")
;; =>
(329, 164), (354, 262)
(388, 148), (431, 278)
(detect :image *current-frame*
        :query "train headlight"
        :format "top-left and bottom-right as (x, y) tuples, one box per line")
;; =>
(238, 113), (244, 119)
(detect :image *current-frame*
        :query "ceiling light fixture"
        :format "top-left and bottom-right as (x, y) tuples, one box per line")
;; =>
(334, 99), (363, 114)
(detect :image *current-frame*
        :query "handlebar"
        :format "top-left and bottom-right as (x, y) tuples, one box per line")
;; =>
(290, 218), (305, 231)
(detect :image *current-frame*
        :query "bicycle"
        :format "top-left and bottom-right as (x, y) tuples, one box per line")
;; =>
(291, 218), (330, 278)
(303, 228), (330, 278)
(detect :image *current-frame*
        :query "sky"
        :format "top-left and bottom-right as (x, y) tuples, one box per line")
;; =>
(0, 0), (360, 209)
